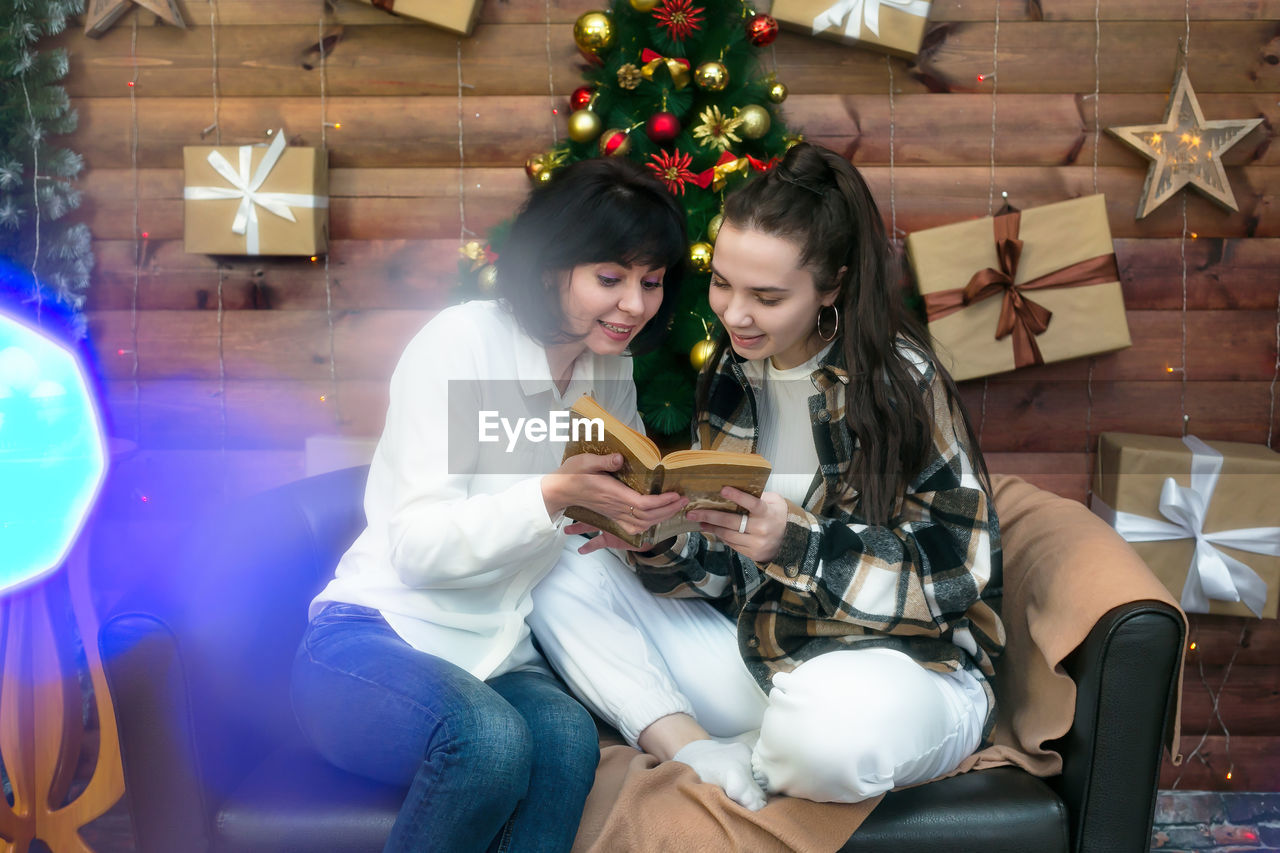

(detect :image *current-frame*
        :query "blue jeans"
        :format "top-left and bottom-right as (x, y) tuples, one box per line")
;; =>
(290, 604), (599, 853)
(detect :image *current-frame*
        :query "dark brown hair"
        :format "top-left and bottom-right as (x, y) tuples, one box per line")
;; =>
(709, 143), (989, 525)
(495, 157), (688, 357)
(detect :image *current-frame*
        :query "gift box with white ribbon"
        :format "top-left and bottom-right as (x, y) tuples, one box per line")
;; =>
(1091, 432), (1280, 619)
(770, 0), (932, 58)
(183, 130), (328, 257)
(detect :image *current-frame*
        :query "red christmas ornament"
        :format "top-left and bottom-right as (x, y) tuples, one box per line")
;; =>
(653, 0), (705, 42)
(570, 85), (594, 111)
(746, 13), (779, 47)
(645, 111), (681, 144)
(599, 128), (631, 157)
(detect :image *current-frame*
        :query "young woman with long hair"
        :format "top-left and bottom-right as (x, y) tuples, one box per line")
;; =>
(530, 143), (1005, 810)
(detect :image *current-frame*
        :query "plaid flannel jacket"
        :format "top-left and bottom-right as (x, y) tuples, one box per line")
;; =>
(631, 342), (1006, 740)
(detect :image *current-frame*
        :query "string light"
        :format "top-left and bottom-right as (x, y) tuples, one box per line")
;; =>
(1269, 288), (1279, 449)
(456, 39), (475, 243)
(1172, 623), (1247, 789)
(130, 16), (141, 444)
(1081, 0), (1100, 500)
(544, 0), (559, 143)
(886, 56), (899, 247)
(211, 0), (227, 453)
(320, 16), (339, 421)
(978, 0), (1002, 445)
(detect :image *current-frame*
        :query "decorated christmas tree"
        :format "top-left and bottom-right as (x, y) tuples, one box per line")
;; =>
(460, 0), (796, 436)
(0, 0), (93, 340)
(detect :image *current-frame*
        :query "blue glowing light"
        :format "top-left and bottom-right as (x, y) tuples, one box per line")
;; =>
(0, 311), (107, 595)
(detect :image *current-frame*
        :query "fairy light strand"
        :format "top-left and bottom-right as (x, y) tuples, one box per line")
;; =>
(1084, 0), (1101, 502)
(1179, 196), (1189, 436)
(1180, 5), (1191, 438)
(886, 56), (898, 247)
(18, 77), (41, 323)
(456, 39), (474, 241)
(1172, 623), (1247, 789)
(130, 16), (141, 443)
(1269, 288), (1279, 448)
(319, 16), (339, 420)
(986, 0), (1000, 215)
(544, 0), (559, 143)
(210, 1), (227, 451)
(978, 0), (1002, 445)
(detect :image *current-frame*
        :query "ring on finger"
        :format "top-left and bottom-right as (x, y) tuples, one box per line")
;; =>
(628, 506), (638, 518)
(738, 513), (749, 534)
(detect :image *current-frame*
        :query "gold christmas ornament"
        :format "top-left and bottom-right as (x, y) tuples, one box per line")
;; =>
(573, 11), (614, 54)
(689, 241), (713, 273)
(1108, 63), (1263, 218)
(630, 0), (660, 10)
(767, 81), (788, 103)
(617, 63), (643, 90)
(459, 240), (487, 271)
(694, 61), (729, 92)
(690, 337), (717, 369)
(524, 148), (567, 184)
(736, 104), (771, 139)
(783, 132), (805, 151)
(707, 213), (724, 243)
(477, 264), (499, 293)
(567, 109), (604, 143)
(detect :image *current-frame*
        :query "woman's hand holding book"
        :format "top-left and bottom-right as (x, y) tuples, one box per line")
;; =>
(686, 486), (789, 565)
(542, 451), (686, 537)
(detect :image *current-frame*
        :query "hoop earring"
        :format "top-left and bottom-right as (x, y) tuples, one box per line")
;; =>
(817, 304), (840, 342)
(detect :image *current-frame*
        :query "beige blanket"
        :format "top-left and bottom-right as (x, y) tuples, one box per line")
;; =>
(572, 475), (1186, 853)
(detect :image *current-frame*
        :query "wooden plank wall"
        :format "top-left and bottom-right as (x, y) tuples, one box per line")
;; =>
(56, 0), (1280, 791)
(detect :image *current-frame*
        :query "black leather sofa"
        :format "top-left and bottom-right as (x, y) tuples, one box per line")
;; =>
(99, 465), (1183, 852)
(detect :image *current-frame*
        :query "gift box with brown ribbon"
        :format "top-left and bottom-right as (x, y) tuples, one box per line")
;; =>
(905, 194), (1131, 382)
(354, 0), (482, 35)
(1091, 432), (1280, 619)
(771, 0), (932, 58)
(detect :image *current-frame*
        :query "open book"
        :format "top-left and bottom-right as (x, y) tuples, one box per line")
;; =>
(561, 395), (772, 548)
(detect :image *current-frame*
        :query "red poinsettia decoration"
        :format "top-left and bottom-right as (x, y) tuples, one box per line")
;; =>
(647, 149), (696, 196)
(653, 0), (705, 42)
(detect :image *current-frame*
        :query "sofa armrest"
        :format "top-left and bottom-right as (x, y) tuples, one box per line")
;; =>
(99, 612), (218, 853)
(1050, 599), (1184, 853)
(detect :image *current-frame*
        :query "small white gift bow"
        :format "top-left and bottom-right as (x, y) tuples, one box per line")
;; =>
(811, 0), (931, 40)
(1091, 435), (1280, 617)
(183, 130), (328, 255)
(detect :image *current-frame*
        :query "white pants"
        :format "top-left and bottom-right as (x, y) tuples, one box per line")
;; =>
(528, 545), (989, 803)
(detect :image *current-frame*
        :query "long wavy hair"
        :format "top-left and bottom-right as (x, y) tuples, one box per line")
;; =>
(705, 143), (989, 525)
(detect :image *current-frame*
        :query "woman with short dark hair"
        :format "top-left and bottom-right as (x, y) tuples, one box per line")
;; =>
(291, 156), (689, 853)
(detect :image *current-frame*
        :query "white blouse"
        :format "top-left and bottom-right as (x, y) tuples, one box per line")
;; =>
(312, 299), (643, 680)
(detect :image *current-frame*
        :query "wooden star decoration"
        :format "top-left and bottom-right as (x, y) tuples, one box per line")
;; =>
(1108, 63), (1261, 219)
(85, 0), (186, 38)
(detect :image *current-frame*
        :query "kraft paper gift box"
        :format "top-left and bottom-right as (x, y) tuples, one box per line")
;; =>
(183, 131), (328, 257)
(1091, 432), (1280, 620)
(354, 0), (482, 35)
(905, 194), (1131, 382)
(770, 0), (932, 59)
